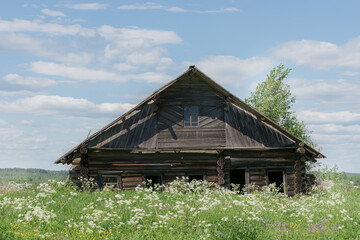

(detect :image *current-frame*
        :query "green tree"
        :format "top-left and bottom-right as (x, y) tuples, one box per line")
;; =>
(245, 64), (316, 147)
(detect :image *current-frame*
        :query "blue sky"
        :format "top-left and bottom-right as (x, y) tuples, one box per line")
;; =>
(0, 1), (359, 172)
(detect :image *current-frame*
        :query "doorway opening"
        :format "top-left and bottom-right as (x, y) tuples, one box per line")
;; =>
(230, 169), (246, 192)
(145, 176), (162, 189)
(268, 171), (284, 193)
(188, 175), (203, 183)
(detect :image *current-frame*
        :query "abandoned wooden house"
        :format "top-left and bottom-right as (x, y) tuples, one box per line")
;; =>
(55, 66), (324, 196)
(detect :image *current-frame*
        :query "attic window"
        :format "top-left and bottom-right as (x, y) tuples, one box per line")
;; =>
(184, 106), (198, 127)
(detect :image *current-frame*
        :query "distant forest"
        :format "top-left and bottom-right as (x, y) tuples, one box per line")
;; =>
(0, 168), (68, 185)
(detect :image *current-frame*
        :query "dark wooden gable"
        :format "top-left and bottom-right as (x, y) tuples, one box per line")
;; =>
(55, 66), (323, 164)
(87, 99), (158, 149)
(87, 71), (294, 150)
(156, 73), (225, 148)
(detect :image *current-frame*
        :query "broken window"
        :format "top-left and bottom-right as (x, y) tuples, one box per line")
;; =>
(184, 106), (199, 127)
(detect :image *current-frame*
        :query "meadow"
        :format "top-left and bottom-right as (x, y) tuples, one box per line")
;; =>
(0, 171), (359, 239)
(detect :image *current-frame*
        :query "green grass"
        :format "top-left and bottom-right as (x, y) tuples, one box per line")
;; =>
(0, 178), (359, 240)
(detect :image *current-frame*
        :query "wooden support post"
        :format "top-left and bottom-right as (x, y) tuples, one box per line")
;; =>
(294, 159), (302, 194)
(79, 142), (89, 180)
(217, 153), (225, 186)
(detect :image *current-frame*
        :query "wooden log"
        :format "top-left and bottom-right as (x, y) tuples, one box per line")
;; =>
(122, 176), (144, 183)
(296, 147), (306, 154)
(122, 182), (143, 188)
(250, 176), (265, 181)
(206, 175), (218, 182)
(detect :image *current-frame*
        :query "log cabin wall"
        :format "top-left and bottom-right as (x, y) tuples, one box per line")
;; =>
(225, 150), (302, 196)
(69, 149), (304, 196)
(70, 150), (219, 190)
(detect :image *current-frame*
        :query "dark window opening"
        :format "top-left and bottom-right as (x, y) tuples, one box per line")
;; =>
(145, 176), (162, 189)
(102, 176), (118, 187)
(230, 169), (246, 192)
(188, 175), (203, 182)
(268, 171), (284, 193)
(184, 106), (199, 127)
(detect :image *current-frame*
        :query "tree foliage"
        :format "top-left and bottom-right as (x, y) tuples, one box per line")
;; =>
(245, 64), (316, 147)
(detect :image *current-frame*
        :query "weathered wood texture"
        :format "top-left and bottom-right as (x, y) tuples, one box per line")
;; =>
(81, 74), (299, 151)
(157, 75), (225, 148)
(87, 101), (158, 149)
(224, 102), (295, 148)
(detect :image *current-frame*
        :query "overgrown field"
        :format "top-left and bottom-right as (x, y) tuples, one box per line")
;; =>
(0, 178), (359, 240)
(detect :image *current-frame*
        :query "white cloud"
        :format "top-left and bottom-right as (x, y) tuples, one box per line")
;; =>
(273, 37), (360, 70)
(120, 48), (175, 71)
(64, 3), (108, 10)
(41, 9), (66, 17)
(193, 55), (273, 86)
(127, 72), (172, 83)
(0, 121), (47, 150)
(0, 95), (135, 118)
(311, 124), (360, 134)
(0, 18), (95, 36)
(55, 52), (94, 65)
(29, 61), (172, 83)
(117, 3), (239, 13)
(98, 26), (181, 70)
(1, 74), (56, 92)
(0, 33), (55, 58)
(30, 61), (120, 82)
(98, 25), (181, 48)
(118, 2), (163, 10)
(299, 110), (360, 124)
(289, 78), (360, 108)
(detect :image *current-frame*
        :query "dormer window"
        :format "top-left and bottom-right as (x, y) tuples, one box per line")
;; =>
(184, 106), (199, 127)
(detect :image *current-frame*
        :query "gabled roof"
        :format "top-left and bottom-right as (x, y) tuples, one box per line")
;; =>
(55, 66), (324, 164)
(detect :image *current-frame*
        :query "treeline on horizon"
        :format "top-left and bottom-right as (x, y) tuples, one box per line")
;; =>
(0, 168), (68, 185)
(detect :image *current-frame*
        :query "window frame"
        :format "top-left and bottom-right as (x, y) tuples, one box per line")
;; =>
(184, 105), (199, 127)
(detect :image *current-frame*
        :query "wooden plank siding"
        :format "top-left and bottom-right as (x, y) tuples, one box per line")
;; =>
(224, 102), (296, 148)
(157, 75), (226, 148)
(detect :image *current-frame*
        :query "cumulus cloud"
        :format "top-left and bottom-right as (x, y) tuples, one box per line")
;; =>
(41, 9), (66, 17)
(55, 52), (94, 65)
(0, 18), (95, 36)
(273, 37), (360, 70)
(63, 3), (108, 10)
(99, 26), (181, 61)
(0, 18), (180, 72)
(127, 72), (172, 83)
(193, 55), (273, 86)
(290, 78), (360, 99)
(0, 95), (135, 118)
(288, 78), (360, 109)
(0, 33), (55, 58)
(310, 124), (360, 134)
(0, 120), (47, 150)
(299, 110), (360, 124)
(113, 48), (175, 71)
(118, 3), (239, 13)
(30, 61), (120, 82)
(0, 74), (57, 92)
(29, 61), (172, 83)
